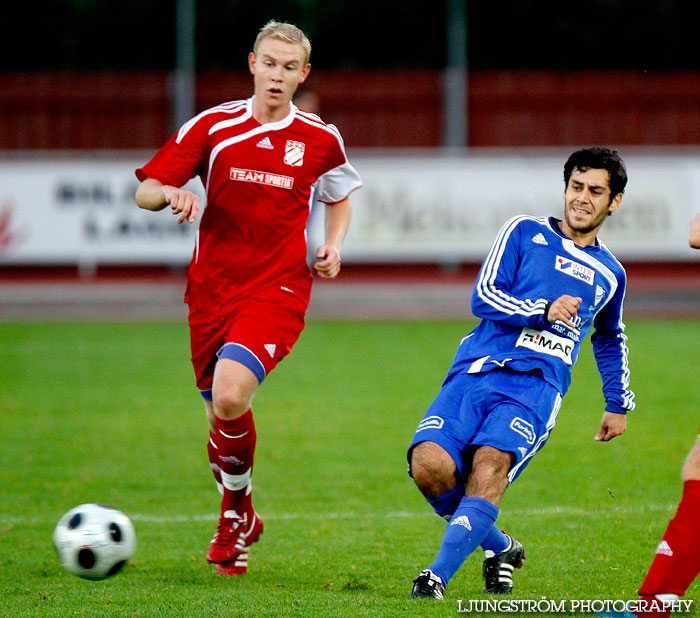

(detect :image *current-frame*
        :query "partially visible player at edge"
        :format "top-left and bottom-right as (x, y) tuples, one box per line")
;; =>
(134, 21), (362, 575)
(408, 148), (634, 600)
(600, 212), (700, 618)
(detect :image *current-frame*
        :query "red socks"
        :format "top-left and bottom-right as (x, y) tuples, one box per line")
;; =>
(207, 431), (223, 495)
(638, 480), (700, 597)
(211, 410), (257, 521)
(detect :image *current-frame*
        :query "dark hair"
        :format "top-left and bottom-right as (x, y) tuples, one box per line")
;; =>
(563, 147), (628, 199)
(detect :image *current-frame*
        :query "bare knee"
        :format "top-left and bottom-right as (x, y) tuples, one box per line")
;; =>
(212, 359), (259, 420)
(465, 446), (513, 507)
(212, 385), (253, 420)
(410, 441), (459, 499)
(681, 437), (700, 482)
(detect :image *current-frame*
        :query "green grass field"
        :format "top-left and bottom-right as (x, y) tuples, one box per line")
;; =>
(1, 319), (699, 617)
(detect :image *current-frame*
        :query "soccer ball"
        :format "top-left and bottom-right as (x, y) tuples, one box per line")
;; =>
(53, 503), (136, 580)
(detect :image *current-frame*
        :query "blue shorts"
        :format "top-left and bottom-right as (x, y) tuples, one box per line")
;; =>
(408, 368), (562, 484)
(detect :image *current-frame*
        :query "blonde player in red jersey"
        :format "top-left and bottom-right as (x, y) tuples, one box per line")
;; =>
(135, 21), (362, 575)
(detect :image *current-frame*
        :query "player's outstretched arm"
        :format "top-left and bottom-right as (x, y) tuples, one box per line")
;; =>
(689, 212), (700, 249)
(135, 177), (200, 224)
(594, 411), (627, 442)
(314, 197), (352, 279)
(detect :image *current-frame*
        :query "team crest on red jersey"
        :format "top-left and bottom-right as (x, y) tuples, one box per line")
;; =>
(284, 140), (305, 167)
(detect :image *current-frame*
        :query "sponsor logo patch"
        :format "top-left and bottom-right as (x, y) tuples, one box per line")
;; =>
(516, 327), (574, 365)
(594, 284), (606, 306)
(264, 344), (276, 358)
(230, 167), (294, 189)
(284, 140), (305, 167)
(555, 256), (595, 285)
(510, 417), (536, 445)
(416, 415), (444, 432)
(256, 136), (274, 149)
(532, 233), (548, 245)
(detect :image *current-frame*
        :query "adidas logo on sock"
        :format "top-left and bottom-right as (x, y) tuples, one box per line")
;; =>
(256, 136), (274, 149)
(451, 515), (472, 530)
(532, 233), (548, 245)
(220, 454), (245, 465)
(655, 540), (673, 556)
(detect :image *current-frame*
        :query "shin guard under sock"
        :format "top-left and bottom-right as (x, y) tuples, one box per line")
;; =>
(207, 431), (224, 496)
(215, 410), (257, 520)
(427, 496), (499, 587)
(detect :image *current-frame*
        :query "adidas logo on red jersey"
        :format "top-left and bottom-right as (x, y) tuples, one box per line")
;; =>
(256, 137), (273, 149)
(655, 540), (673, 556)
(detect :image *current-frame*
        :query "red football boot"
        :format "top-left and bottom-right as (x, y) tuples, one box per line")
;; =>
(207, 511), (263, 566)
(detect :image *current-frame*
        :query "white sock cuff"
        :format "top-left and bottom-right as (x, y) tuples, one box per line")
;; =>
(221, 468), (251, 491)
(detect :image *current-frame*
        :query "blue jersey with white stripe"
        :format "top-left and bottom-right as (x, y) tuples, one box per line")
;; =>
(450, 215), (634, 413)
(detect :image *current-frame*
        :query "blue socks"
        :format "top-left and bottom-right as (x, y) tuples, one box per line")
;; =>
(426, 484), (465, 520)
(426, 496), (499, 587)
(481, 523), (510, 554)
(427, 486), (510, 555)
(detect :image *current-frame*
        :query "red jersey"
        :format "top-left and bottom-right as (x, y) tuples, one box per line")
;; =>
(136, 97), (362, 313)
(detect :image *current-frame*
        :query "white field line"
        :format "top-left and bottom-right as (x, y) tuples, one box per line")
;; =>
(2, 503), (675, 526)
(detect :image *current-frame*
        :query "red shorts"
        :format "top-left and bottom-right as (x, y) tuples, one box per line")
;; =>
(188, 285), (309, 397)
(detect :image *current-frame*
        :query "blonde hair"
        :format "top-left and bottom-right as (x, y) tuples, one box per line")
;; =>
(253, 21), (312, 65)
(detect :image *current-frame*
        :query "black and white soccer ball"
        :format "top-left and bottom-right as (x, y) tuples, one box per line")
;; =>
(53, 503), (136, 580)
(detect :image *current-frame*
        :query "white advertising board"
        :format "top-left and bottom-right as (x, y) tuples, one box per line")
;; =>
(1, 150), (700, 266)
(0, 157), (205, 266)
(331, 151), (700, 262)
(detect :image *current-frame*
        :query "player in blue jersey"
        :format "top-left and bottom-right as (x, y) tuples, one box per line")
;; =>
(408, 147), (634, 600)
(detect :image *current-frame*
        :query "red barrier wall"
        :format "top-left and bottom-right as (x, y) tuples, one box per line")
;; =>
(2, 70), (699, 149)
(469, 70), (700, 146)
